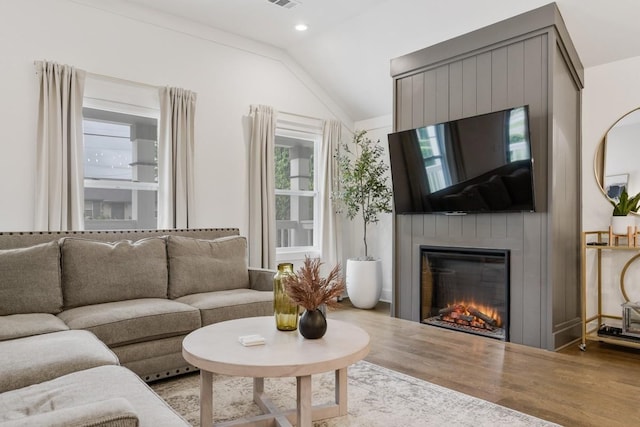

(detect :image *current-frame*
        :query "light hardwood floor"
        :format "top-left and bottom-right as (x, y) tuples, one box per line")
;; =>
(330, 301), (640, 427)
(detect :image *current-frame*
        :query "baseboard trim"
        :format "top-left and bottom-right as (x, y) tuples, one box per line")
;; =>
(553, 318), (582, 350)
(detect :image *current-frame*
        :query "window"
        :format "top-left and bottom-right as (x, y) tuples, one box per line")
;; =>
(82, 75), (161, 231)
(418, 124), (450, 192)
(274, 128), (320, 255)
(82, 108), (159, 230)
(507, 106), (530, 161)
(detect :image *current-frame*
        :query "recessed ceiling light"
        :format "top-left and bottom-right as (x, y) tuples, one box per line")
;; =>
(295, 24), (308, 32)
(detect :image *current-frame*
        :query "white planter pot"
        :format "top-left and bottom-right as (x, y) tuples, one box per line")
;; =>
(346, 259), (382, 309)
(611, 215), (636, 235)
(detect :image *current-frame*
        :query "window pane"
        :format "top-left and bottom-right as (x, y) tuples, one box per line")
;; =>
(84, 126), (133, 180)
(508, 107), (530, 161)
(276, 194), (314, 248)
(275, 146), (290, 190)
(84, 188), (157, 230)
(83, 108), (158, 230)
(276, 194), (290, 222)
(420, 125), (449, 192)
(275, 135), (314, 191)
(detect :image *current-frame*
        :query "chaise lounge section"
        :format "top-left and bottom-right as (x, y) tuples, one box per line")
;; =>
(0, 327), (189, 426)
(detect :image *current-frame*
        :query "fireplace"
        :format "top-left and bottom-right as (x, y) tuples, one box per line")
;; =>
(420, 246), (510, 341)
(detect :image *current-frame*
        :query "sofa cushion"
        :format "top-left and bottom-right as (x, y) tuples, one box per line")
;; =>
(0, 241), (62, 315)
(167, 235), (250, 299)
(0, 397), (139, 427)
(0, 313), (69, 341)
(477, 175), (512, 210)
(61, 237), (168, 308)
(460, 185), (490, 211)
(176, 289), (273, 326)
(0, 365), (189, 426)
(111, 335), (191, 381)
(441, 185), (488, 212)
(248, 267), (276, 291)
(502, 167), (533, 205)
(57, 298), (201, 347)
(0, 329), (119, 393)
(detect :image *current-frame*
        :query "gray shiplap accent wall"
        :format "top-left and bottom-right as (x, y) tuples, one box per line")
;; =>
(390, 3), (582, 350)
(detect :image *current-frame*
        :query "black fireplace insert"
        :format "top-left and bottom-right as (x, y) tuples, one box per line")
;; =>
(420, 246), (510, 341)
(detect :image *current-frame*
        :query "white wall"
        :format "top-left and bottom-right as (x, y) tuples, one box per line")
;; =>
(351, 115), (393, 302)
(582, 55), (640, 318)
(0, 0), (352, 235)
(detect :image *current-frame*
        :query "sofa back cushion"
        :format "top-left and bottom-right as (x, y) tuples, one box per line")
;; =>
(0, 241), (62, 315)
(502, 167), (533, 205)
(61, 237), (168, 308)
(167, 235), (250, 299)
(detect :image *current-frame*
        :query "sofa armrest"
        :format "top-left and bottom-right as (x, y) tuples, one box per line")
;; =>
(0, 397), (139, 427)
(248, 267), (276, 291)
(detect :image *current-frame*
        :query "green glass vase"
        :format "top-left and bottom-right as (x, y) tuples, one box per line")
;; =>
(274, 263), (299, 331)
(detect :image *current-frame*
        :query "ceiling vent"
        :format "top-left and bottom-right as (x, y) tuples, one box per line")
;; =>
(267, 0), (300, 9)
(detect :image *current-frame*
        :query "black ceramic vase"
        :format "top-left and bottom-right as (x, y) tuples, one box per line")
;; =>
(299, 309), (327, 339)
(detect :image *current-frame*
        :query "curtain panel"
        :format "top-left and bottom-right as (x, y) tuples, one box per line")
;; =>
(320, 120), (343, 269)
(158, 87), (197, 229)
(34, 61), (86, 231)
(248, 105), (277, 269)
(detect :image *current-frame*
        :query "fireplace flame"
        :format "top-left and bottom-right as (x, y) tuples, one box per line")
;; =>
(441, 300), (502, 328)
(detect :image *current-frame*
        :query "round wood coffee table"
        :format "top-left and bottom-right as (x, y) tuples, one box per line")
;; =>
(182, 316), (370, 427)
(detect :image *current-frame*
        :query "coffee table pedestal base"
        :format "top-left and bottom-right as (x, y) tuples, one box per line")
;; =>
(203, 368), (348, 427)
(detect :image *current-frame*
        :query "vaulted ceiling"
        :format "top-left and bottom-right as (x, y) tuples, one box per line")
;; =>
(122, 0), (640, 122)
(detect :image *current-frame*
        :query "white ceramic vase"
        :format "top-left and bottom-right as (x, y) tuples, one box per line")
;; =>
(611, 215), (636, 235)
(345, 259), (382, 309)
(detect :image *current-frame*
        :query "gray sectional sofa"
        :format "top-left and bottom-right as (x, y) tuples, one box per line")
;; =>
(0, 228), (275, 426)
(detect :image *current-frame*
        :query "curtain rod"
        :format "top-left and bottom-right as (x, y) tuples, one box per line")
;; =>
(278, 110), (354, 134)
(34, 60), (163, 91)
(86, 71), (160, 90)
(278, 110), (324, 122)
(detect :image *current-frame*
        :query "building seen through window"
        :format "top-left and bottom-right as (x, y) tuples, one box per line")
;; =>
(83, 108), (158, 230)
(274, 131), (318, 252)
(418, 124), (448, 192)
(507, 106), (530, 161)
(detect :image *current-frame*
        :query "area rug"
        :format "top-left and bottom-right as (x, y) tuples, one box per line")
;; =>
(151, 360), (559, 426)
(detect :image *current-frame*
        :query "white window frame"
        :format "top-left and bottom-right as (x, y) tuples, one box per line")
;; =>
(274, 124), (322, 262)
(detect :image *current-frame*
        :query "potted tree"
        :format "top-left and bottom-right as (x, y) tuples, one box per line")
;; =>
(610, 188), (640, 235)
(333, 130), (392, 308)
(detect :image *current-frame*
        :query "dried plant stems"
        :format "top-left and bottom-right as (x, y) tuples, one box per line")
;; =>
(283, 256), (345, 311)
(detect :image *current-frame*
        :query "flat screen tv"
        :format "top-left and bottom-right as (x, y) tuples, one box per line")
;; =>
(387, 105), (535, 214)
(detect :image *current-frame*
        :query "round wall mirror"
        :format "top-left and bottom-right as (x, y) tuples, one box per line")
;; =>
(595, 108), (640, 213)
